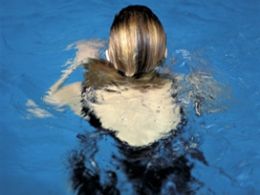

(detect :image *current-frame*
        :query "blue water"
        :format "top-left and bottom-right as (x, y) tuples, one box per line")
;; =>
(1, 0), (260, 194)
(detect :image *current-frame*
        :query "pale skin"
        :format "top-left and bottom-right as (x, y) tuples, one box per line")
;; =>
(44, 38), (223, 146)
(44, 40), (105, 115)
(44, 42), (180, 146)
(45, 39), (168, 116)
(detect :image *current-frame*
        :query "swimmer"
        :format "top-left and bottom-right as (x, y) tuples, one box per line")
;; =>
(44, 5), (210, 194)
(41, 6), (229, 194)
(45, 5), (182, 147)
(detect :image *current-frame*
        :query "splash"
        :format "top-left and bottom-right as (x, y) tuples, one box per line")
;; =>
(173, 49), (230, 116)
(25, 99), (53, 118)
(176, 71), (230, 116)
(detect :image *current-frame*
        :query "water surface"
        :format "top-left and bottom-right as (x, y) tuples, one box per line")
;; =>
(1, 0), (260, 194)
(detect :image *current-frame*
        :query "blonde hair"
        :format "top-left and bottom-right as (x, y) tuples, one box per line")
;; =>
(107, 5), (167, 77)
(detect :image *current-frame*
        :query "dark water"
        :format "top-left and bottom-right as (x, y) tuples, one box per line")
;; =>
(69, 122), (206, 195)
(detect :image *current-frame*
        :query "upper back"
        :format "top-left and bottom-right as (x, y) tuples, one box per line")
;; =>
(82, 61), (181, 146)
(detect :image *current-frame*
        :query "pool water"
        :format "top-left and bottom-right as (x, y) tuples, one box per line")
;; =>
(1, 0), (260, 194)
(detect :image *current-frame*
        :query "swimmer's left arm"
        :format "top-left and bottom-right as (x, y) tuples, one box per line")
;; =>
(44, 82), (82, 116)
(44, 40), (105, 115)
(47, 40), (105, 95)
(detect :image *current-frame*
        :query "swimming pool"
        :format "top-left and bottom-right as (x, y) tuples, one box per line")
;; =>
(1, 0), (260, 194)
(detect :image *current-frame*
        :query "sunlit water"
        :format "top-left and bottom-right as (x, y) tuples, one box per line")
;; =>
(1, 0), (260, 194)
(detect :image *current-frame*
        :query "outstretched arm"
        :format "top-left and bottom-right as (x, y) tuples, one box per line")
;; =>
(44, 40), (105, 115)
(47, 61), (81, 95)
(47, 40), (105, 95)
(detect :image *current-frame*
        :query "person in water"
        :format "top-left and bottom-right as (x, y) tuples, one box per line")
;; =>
(46, 5), (182, 147)
(45, 5), (202, 194)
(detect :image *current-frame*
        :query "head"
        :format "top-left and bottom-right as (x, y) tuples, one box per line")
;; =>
(106, 5), (167, 77)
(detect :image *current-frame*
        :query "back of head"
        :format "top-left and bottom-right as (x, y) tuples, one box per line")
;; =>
(108, 5), (167, 77)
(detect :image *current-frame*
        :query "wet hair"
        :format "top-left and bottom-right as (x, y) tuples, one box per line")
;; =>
(107, 5), (167, 77)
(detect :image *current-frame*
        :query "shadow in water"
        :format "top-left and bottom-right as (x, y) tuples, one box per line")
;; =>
(69, 127), (206, 195)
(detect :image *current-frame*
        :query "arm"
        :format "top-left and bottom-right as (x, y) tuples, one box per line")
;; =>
(47, 62), (82, 95)
(44, 40), (105, 115)
(47, 39), (105, 95)
(44, 82), (82, 115)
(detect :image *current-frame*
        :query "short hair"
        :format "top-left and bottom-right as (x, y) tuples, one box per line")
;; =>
(108, 5), (167, 77)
